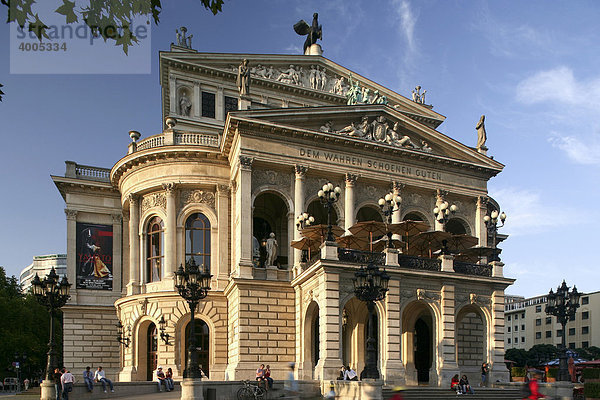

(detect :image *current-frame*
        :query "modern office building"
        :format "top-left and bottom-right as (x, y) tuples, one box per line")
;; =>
(19, 254), (67, 293)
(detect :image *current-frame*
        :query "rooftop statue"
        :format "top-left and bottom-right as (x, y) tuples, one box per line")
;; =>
(476, 114), (488, 150)
(411, 85), (427, 104)
(294, 13), (322, 54)
(175, 27), (193, 49)
(237, 59), (250, 97)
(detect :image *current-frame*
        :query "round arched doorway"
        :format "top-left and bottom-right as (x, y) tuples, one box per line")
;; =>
(185, 319), (210, 378)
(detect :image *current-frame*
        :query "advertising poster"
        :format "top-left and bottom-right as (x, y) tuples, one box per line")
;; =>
(76, 222), (113, 290)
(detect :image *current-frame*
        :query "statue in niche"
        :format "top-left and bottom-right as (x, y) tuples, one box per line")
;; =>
(421, 140), (433, 153)
(476, 114), (487, 150)
(237, 59), (250, 97)
(320, 68), (327, 90)
(179, 91), (192, 116)
(265, 233), (278, 266)
(333, 76), (347, 96)
(252, 236), (260, 266)
(371, 115), (389, 142)
(293, 13), (322, 54)
(320, 120), (333, 133)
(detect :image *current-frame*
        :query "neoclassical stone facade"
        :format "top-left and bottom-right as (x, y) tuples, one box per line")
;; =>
(52, 38), (513, 389)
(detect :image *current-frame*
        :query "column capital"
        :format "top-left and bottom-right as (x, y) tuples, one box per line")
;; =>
(64, 208), (78, 220)
(239, 155), (253, 171)
(230, 180), (238, 194)
(217, 184), (231, 195)
(436, 188), (448, 202)
(112, 214), (123, 224)
(294, 164), (308, 177)
(477, 195), (489, 208)
(162, 182), (177, 194)
(127, 193), (139, 206)
(345, 173), (358, 185)
(392, 181), (405, 193)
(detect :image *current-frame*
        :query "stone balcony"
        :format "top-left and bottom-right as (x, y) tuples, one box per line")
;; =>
(128, 130), (219, 154)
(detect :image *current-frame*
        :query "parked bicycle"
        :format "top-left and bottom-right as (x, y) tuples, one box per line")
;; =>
(237, 380), (266, 400)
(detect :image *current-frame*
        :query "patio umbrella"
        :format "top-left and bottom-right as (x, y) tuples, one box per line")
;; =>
(291, 236), (321, 262)
(371, 237), (405, 252)
(300, 224), (345, 241)
(455, 246), (500, 263)
(388, 220), (430, 253)
(406, 230), (452, 258)
(348, 221), (388, 238)
(336, 233), (370, 251)
(445, 234), (479, 254)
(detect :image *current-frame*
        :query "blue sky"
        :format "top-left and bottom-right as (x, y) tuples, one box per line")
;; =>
(1, 0), (599, 298)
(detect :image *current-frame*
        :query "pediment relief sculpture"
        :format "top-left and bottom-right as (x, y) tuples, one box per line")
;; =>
(318, 115), (433, 153)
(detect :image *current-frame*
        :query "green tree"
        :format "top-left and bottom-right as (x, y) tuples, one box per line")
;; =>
(526, 344), (559, 367)
(0, 267), (62, 382)
(506, 348), (528, 367)
(576, 346), (600, 361)
(1, 0), (225, 101)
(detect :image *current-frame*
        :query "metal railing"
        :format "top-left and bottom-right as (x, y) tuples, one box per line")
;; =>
(398, 254), (441, 272)
(453, 261), (492, 277)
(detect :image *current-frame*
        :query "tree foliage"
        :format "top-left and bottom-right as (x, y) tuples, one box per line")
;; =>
(0, 267), (62, 381)
(505, 344), (559, 367)
(1, 0), (225, 101)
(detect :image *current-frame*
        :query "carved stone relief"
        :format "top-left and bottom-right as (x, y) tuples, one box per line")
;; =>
(252, 169), (291, 192)
(179, 190), (216, 210)
(141, 192), (166, 213)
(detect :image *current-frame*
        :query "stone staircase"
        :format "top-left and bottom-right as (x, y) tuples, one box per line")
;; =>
(383, 387), (523, 400)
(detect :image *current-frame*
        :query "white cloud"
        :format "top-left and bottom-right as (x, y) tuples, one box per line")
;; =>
(548, 133), (600, 165)
(516, 66), (600, 108)
(490, 187), (578, 236)
(284, 43), (303, 55)
(392, 0), (417, 54)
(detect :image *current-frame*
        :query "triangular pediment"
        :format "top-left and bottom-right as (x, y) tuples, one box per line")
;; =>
(160, 51), (445, 129)
(224, 105), (503, 174)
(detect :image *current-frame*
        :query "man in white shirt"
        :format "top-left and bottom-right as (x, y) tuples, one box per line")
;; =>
(344, 365), (358, 381)
(60, 368), (75, 400)
(94, 366), (114, 393)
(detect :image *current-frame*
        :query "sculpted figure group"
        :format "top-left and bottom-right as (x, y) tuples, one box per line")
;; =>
(321, 115), (430, 152)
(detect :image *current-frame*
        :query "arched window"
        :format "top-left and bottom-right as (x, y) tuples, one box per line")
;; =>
(147, 323), (158, 381)
(185, 319), (210, 377)
(146, 217), (164, 282)
(185, 213), (211, 270)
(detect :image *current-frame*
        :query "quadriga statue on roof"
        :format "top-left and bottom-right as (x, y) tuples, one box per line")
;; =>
(294, 13), (322, 54)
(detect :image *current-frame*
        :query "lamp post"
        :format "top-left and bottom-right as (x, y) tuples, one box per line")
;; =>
(31, 268), (71, 399)
(318, 182), (341, 242)
(116, 321), (131, 348)
(296, 212), (314, 231)
(159, 316), (171, 345)
(353, 262), (390, 379)
(483, 210), (506, 261)
(174, 258), (212, 378)
(433, 201), (458, 226)
(378, 191), (402, 248)
(545, 281), (581, 382)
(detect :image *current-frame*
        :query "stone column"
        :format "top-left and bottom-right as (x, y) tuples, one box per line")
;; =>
(111, 214), (123, 293)
(235, 156), (253, 278)
(382, 279), (405, 383)
(163, 183), (177, 279)
(294, 165), (307, 266)
(169, 76), (176, 115)
(193, 81), (201, 118)
(490, 290), (510, 382)
(65, 209), (78, 302)
(434, 189), (447, 231)
(438, 284), (459, 385)
(216, 86), (224, 121)
(127, 194), (140, 295)
(314, 271), (343, 380)
(476, 196), (488, 246)
(217, 184), (231, 286)
(344, 173), (358, 231)
(392, 181), (404, 245)
(121, 212), (130, 295)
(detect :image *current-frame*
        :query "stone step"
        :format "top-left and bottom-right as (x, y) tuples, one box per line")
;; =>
(383, 388), (523, 400)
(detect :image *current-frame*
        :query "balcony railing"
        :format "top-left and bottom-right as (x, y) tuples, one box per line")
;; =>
(65, 161), (110, 182)
(398, 254), (441, 272)
(133, 131), (219, 153)
(338, 248), (385, 265)
(453, 261), (492, 277)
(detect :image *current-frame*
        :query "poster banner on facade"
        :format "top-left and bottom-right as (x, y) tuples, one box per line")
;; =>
(76, 222), (113, 290)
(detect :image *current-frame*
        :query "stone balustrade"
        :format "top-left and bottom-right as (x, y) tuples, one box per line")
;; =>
(65, 161), (110, 182)
(132, 131), (219, 153)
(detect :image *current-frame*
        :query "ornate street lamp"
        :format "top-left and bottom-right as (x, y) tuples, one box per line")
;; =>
(545, 281), (581, 382)
(484, 209), (506, 261)
(116, 321), (131, 348)
(174, 258), (212, 378)
(318, 182), (341, 242)
(433, 201), (458, 226)
(378, 191), (402, 248)
(353, 262), (390, 379)
(31, 268), (71, 383)
(159, 315), (171, 345)
(296, 212), (314, 230)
